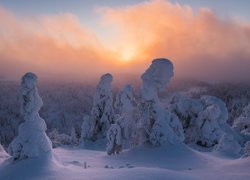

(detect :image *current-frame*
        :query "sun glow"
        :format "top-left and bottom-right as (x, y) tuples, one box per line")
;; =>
(119, 46), (137, 62)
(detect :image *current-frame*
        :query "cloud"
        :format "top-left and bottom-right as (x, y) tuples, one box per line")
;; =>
(100, 0), (250, 81)
(1, 0), (250, 82)
(0, 5), (119, 81)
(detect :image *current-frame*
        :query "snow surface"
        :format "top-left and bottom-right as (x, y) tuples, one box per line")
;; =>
(0, 144), (250, 180)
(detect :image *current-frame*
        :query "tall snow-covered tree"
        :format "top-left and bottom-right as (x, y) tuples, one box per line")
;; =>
(106, 124), (122, 155)
(82, 73), (114, 141)
(114, 85), (136, 145)
(138, 58), (184, 146)
(8, 73), (52, 161)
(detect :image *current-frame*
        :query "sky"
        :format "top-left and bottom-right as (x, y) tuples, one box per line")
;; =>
(0, 0), (250, 82)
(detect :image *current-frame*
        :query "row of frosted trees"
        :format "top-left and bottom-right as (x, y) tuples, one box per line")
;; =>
(0, 58), (250, 162)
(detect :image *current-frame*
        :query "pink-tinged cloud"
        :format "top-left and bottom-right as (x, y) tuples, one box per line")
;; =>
(100, 0), (250, 81)
(1, 0), (250, 82)
(0, 6), (120, 81)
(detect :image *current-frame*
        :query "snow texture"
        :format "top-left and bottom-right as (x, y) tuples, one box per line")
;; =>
(138, 58), (184, 146)
(8, 72), (52, 161)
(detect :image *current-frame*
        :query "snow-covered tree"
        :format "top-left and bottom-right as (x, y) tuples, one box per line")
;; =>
(71, 127), (80, 145)
(106, 124), (122, 155)
(196, 96), (229, 147)
(138, 58), (184, 146)
(114, 85), (137, 145)
(215, 133), (242, 156)
(171, 96), (203, 143)
(82, 73), (114, 141)
(81, 114), (93, 141)
(8, 73), (52, 161)
(233, 104), (250, 142)
(172, 95), (235, 147)
(48, 129), (72, 147)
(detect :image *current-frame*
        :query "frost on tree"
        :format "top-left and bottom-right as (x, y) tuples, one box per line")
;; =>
(233, 104), (250, 142)
(196, 96), (229, 147)
(106, 124), (122, 155)
(171, 96), (203, 144)
(8, 73), (52, 161)
(84, 73), (114, 141)
(114, 85), (137, 145)
(172, 95), (232, 147)
(138, 58), (184, 146)
(215, 133), (242, 156)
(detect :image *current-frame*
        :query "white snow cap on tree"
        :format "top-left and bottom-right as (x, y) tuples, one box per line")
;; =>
(141, 58), (174, 100)
(8, 72), (52, 161)
(85, 73), (114, 140)
(106, 124), (122, 155)
(139, 58), (184, 146)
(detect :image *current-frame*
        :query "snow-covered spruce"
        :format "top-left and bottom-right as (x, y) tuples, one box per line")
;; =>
(172, 95), (231, 147)
(82, 74), (114, 141)
(233, 104), (250, 142)
(106, 124), (122, 155)
(215, 133), (242, 156)
(197, 96), (229, 147)
(138, 58), (184, 146)
(114, 84), (137, 146)
(8, 73), (52, 161)
(171, 96), (203, 144)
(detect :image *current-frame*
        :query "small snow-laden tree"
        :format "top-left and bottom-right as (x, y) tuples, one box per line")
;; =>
(71, 127), (81, 145)
(106, 124), (122, 155)
(233, 104), (250, 142)
(138, 58), (184, 146)
(80, 114), (93, 143)
(195, 96), (229, 147)
(114, 85), (137, 145)
(88, 73), (114, 140)
(215, 133), (242, 156)
(8, 73), (52, 161)
(171, 96), (203, 143)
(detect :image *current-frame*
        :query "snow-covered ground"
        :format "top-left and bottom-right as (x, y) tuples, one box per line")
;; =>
(1, 143), (249, 180)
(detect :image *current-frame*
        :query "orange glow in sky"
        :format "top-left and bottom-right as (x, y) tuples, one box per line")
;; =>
(0, 0), (250, 82)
